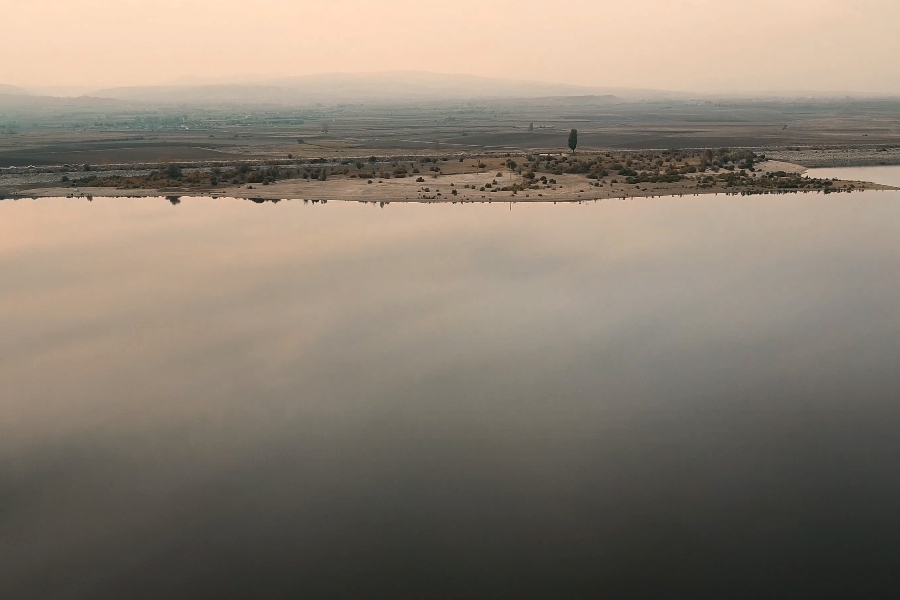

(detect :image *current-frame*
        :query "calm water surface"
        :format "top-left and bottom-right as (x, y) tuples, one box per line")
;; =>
(807, 164), (900, 188)
(3, 171), (900, 598)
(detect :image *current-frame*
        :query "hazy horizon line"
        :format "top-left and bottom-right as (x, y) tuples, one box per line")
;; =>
(4, 71), (900, 102)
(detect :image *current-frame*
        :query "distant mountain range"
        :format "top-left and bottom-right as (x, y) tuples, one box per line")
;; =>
(0, 93), (121, 109)
(0, 84), (28, 96)
(86, 72), (657, 105)
(8, 72), (887, 108)
(0, 73), (679, 107)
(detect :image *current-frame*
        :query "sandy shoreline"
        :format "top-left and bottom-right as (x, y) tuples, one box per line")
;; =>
(6, 161), (895, 203)
(3, 153), (896, 205)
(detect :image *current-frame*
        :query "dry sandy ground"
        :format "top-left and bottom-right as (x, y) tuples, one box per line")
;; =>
(17, 161), (894, 203)
(753, 160), (807, 175)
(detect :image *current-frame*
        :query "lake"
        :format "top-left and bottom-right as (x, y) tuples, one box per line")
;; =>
(3, 168), (900, 598)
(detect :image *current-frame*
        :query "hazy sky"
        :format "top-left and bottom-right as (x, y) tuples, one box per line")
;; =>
(4, 0), (900, 94)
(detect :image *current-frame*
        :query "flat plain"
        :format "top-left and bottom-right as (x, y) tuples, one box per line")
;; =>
(3, 92), (900, 200)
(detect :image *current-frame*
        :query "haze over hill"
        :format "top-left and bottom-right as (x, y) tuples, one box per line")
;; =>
(88, 72), (643, 105)
(6, 1), (900, 95)
(0, 85), (28, 96)
(4, 71), (895, 109)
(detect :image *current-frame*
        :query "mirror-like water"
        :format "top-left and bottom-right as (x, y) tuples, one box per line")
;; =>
(807, 165), (900, 188)
(3, 171), (900, 598)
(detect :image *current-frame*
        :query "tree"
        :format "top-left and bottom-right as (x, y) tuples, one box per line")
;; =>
(568, 129), (578, 154)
